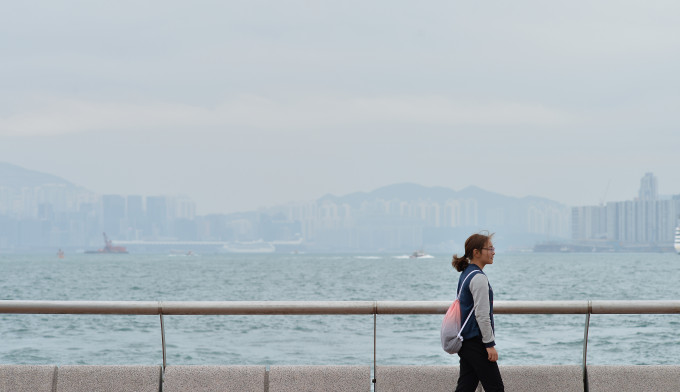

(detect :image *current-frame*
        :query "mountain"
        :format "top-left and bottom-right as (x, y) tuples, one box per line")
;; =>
(314, 182), (571, 249)
(318, 182), (563, 208)
(319, 183), (455, 206)
(0, 162), (78, 189)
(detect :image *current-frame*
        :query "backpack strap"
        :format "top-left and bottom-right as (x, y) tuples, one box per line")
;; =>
(456, 270), (481, 299)
(456, 270), (483, 338)
(458, 306), (477, 338)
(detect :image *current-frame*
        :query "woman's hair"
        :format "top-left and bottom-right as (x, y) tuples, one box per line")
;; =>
(452, 232), (494, 272)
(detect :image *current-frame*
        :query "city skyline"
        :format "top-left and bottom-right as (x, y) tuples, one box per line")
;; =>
(4, 160), (679, 215)
(2, 1), (679, 214)
(3, 162), (679, 252)
(571, 172), (680, 252)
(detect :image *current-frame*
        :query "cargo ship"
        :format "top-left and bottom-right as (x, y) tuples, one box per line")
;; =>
(85, 232), (128, 254)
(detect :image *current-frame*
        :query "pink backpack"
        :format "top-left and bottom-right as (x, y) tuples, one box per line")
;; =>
(441, 270), (481, 354)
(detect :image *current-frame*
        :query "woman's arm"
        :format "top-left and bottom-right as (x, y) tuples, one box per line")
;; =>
(469, 274), (495, 348)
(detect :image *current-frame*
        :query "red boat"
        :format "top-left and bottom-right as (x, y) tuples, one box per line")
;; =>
(85, 232), (128, 254)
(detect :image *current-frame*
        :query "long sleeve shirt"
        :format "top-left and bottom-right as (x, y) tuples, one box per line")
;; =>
(457, 264), (496, 347)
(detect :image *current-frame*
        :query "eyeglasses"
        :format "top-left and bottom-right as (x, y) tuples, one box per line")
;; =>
(481, 247), (495, 252)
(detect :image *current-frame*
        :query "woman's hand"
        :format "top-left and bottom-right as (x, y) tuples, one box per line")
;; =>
(486, 347), (498, 362)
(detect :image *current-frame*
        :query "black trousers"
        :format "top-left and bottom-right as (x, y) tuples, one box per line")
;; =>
(454, 336), (504, 392)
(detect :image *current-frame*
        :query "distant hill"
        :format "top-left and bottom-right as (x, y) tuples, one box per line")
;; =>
(0, 162), (79, 189)
(315, 182), (571, 249)
(319, 182), (563, 208)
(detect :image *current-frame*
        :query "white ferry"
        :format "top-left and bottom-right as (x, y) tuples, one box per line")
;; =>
(674, 226), (680, 254)
(409, 250), (434, 259)
(222, 240), (276, 253)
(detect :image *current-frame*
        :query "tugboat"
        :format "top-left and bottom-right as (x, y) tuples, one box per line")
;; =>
(85, 232), (128, 254)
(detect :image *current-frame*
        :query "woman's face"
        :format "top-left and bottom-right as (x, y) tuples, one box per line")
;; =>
(477, 240), (495, 266)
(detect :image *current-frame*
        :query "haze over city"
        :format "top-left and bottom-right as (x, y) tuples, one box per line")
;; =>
(1, 1), (679, 215)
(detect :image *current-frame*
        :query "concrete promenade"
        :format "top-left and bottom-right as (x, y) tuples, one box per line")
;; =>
(1, 364), (679, 392)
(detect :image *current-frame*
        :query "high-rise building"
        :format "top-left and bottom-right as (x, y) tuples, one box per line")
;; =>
(173, 196), (196, 220)
(639, 172), (658, 201)
(572, 173), (680, 247)
(146, 196), (168, 238)
(126, 196), (144, 224)
(102, 195), (126, 236)
(126, 195), (145, 238)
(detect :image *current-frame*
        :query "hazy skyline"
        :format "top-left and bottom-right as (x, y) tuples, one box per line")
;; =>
(2, 1), (679, 214)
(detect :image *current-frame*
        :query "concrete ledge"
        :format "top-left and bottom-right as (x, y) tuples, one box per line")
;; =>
(0, 365), (57, 392)
(4, 364), (680, 392)
(376, 365), (458, 392)
(55, 365), (161, 392)
(588, 365), (680, 392)
(269, 365), (370, 392)
(376, 365), (582, 392)
(163, 365), (266, 392)
(499, 365), (582, 392)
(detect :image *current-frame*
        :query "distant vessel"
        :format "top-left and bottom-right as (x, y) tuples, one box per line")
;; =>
(409, 250), (433, 259)
(169, 250), (196, 257)
(85, 232), (128, 254)
(222, 240), (275, 254)
(674, 226), (680, 255)
(57, 249), (64, 259)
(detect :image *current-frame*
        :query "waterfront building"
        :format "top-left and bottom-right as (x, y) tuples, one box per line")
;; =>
(639, 172), (658, 201)
(571, 173), (680, 249)
(102, 194), (126, 237)
(126, 195), (144, 226)
(173, 196), (197, 220)
(146, 196), (169, 238)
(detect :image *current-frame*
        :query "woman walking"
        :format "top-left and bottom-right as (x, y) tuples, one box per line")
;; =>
(452, 232), (504, 392)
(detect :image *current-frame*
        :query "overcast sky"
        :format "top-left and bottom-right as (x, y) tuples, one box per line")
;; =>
(1, 1), (679, 214)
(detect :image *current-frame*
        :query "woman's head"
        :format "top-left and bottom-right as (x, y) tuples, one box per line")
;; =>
(452, 231), (495, 271)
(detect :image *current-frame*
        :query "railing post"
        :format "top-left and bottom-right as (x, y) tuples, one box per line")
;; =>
(160, 314), (167, 371)
(582, 301), (591, 392)
(373, 302), (377, 392)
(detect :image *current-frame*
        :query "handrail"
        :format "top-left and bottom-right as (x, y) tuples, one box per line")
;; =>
(2, 299), (679, 392)
(1, 299), (680, 315)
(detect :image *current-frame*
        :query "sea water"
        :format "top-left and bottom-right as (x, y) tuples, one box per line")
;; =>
(0, 252), (678, 366)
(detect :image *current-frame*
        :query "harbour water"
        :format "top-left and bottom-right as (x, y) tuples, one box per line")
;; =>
(1, 252), (679, 366)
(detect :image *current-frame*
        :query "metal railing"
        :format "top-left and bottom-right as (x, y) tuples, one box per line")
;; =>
(2, 300), (680, 390)
(4, 299), (679, 315)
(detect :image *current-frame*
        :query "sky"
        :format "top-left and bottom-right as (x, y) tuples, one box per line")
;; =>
(1, 1), (679, 214)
